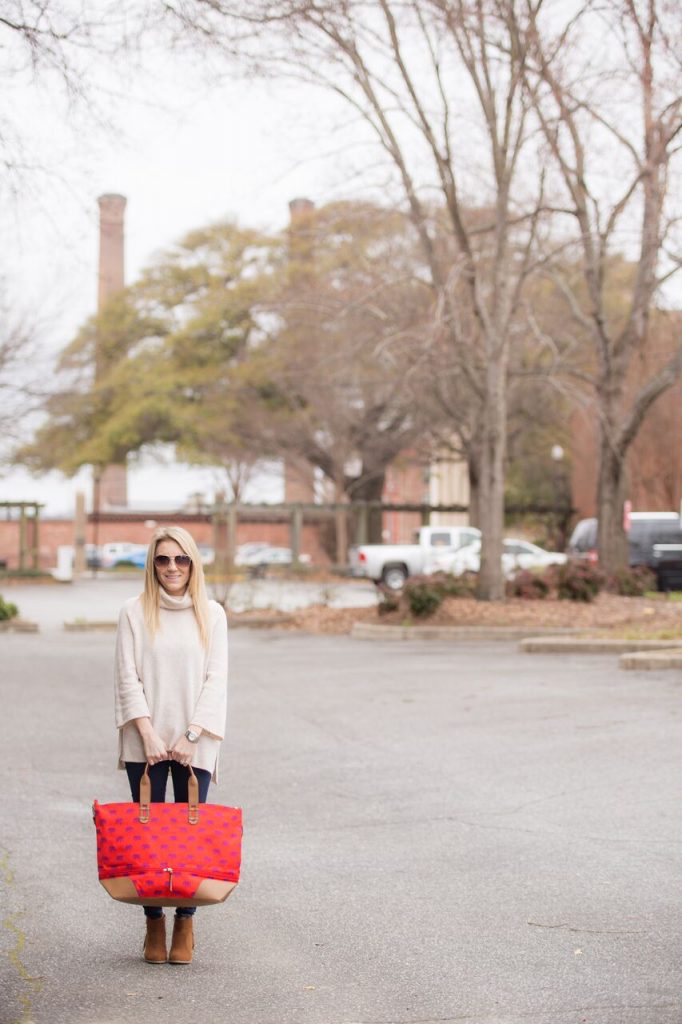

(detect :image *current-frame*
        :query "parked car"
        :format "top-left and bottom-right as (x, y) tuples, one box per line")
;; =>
(255, 546), (296, 565)
(235, 543), (311, 568)
(124, 547), (148, 569)
(350, 525), (481, 590)
(652, 544), (682, 591)
(235, 543), (272, 565)
(429, 538), (567, 578)
(568, 512), (682, 569)
(100, 542), (148, 569)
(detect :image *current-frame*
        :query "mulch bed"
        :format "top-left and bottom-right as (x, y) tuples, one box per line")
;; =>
(262, 592), (682, 636)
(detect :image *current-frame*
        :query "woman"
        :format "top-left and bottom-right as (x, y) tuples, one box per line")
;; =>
(114, 525), (228, 965)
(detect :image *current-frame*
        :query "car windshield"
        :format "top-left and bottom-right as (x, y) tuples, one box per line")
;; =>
(568, 519), (597, 551)
(504, 541), (532, 555)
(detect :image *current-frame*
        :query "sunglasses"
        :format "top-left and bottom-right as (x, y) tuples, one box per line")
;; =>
(154, 554), (192, 569)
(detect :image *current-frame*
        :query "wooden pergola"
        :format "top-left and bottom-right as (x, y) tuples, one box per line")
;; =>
(0, 501), (43, 571)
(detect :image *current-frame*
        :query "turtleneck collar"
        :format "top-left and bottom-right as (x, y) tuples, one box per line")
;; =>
(158, 587), (193, 611)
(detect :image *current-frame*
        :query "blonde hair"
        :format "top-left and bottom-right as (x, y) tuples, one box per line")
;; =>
(142, 526), (211, 647)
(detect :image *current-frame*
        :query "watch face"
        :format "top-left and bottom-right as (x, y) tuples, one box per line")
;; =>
(186, 730), (199, 743)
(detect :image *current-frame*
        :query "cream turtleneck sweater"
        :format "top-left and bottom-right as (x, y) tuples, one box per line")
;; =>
(114, 589), (228, 781)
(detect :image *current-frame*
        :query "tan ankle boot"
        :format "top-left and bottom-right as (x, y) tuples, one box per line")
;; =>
(143, 915), (167, 964)
(169, 915), (195, 964)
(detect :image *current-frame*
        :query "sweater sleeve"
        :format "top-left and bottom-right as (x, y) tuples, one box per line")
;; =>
(191, 604), (228, 741)
(114, 604), (151, 728)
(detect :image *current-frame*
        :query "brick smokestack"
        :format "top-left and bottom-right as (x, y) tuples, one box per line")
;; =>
(288, 196), (315, 218)
(95, 193), (128, 509)
(98, 193), (127, 311)
(287, 196), (315, 268)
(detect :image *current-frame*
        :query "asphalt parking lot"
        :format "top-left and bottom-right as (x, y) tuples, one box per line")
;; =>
(1, 625), (681, 1024)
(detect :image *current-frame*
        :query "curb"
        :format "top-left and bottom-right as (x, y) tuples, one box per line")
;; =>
(620, 648), (682, 670)
(351, 623), (585, 641)
(0, 619), (39, 633)
(520, 637), (682, 654)
(228, 614), (295, 628)
(61, 615), (296, 631)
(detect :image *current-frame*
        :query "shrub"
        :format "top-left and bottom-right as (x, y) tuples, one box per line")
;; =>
(549, 561), (604, 602)
(434, 571), (478, 598)
(507, 570), (551, 600)
(0, 595), (19, 620)
(605, 565), (656, 597)
(404, 579), (444, 618)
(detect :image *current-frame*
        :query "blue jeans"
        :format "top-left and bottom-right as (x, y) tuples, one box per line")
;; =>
(125, 761), (211, 918)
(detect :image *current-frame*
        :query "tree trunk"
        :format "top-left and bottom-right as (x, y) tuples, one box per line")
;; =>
(350, 470), (386, 544)
(466, 446), (481, 529)
(334, 478), (348, 566)
(596, 426), (628, 574)
(476, 362), (507, 601)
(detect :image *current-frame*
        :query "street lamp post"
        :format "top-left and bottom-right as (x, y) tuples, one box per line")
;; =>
(551, 445), (566, 551)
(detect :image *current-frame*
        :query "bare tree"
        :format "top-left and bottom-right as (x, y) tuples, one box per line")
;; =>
(0, 278), (57, 466)
(0, 2), (152, 188)
(0, 3), (165, 469)
(628, 373), (682, 510)
(519, 0), (682, 571)
(163, 0), (551, 600)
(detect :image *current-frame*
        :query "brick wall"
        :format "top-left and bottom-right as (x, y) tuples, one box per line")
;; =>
(0, 516), (330, 571)
(383, 456), (427, 543)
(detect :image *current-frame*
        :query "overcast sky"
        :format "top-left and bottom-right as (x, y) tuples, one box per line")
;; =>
(3, 12), (680, 519)
(1, 38), (370, 515)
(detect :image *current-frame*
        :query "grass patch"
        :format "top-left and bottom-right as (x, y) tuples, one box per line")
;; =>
(643, 590), (682, 602)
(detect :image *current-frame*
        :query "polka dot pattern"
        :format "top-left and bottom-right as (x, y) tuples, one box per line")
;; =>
(92, 800), (243, 900)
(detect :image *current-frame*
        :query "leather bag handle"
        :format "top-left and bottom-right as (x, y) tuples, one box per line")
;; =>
(187, 766), (199, 825)
(139, 768), (151, 823)
(139, 764), (199, 825)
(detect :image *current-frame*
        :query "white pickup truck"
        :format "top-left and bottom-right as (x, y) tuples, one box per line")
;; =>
(349, 525), (481, 590)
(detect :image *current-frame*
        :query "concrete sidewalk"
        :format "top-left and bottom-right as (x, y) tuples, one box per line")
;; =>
(2, 631), (682, 1024)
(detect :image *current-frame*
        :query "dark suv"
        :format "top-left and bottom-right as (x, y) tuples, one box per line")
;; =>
(652, 544), (682, 591)
(568, 512), (682, 570)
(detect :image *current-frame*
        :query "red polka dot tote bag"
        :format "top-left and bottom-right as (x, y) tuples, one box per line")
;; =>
(92, 766), (243, 907)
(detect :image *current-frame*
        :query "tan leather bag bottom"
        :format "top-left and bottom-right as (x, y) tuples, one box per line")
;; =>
(100, 877), (237, 907)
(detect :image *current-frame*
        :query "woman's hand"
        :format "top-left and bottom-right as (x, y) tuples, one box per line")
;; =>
(142, 731), (170, 766)
(133, 716), (169, 765)
(169, 734), (196, 767)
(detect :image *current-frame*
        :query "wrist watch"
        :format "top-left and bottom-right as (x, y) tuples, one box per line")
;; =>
(185, 729), (200, 743)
